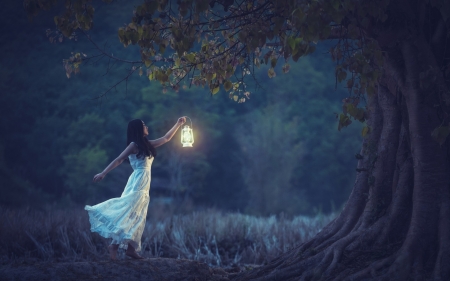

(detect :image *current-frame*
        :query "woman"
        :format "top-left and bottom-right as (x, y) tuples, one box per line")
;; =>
(85, 117), (186, 260)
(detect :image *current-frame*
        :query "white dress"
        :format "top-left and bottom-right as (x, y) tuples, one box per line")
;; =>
(85, 150), (153, 252)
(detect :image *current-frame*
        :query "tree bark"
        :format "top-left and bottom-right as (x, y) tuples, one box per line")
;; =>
(231, 1), (450, 280)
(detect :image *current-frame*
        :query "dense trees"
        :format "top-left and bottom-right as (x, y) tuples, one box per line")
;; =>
(1, 0), (360, 216)
(20, 0), (450, 279)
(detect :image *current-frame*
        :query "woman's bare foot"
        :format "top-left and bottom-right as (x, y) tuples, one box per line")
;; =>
(125, 244), (144, 260)
(108, 244), (119, 260)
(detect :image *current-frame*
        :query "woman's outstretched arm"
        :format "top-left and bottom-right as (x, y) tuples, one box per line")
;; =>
(93, 142), (137, 182)
(149, 117), (186, 147)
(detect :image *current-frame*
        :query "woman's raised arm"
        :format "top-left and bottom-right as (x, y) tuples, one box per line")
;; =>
(149, 117), (186, 147)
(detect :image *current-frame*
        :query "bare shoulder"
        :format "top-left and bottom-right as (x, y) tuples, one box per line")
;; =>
(128, 142), (139, 154)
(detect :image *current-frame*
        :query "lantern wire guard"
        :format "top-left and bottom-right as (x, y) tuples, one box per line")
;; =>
(181, 116), (194, 147)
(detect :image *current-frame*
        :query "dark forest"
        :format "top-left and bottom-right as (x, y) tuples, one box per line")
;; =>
(1, 0), (449, 280)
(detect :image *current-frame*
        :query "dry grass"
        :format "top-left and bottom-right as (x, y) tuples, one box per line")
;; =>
(0, 205), (334, 267)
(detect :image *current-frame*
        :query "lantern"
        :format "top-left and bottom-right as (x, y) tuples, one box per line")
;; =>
(181, 117), (194, 147)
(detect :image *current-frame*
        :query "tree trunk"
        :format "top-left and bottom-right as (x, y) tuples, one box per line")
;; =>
(232, 2), (450, 280)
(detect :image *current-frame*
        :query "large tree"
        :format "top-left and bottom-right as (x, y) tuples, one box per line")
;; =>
(24, 0), (450, 279)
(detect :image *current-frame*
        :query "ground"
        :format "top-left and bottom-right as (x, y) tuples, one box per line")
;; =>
(0, 258), (241, 281)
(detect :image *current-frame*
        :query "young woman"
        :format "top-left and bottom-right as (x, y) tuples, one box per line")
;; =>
(85, 117), (186, 260)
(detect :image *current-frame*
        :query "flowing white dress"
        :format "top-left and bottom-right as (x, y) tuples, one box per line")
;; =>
(85, 150), (153, 252)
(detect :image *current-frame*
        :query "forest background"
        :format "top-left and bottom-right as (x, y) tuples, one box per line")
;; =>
(0, 0), (362, 217)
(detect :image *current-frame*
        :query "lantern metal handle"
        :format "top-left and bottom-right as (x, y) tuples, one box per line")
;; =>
(184, 116), (193, 129)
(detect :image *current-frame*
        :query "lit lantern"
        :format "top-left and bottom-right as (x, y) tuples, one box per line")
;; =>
(181, 117), (194, 147)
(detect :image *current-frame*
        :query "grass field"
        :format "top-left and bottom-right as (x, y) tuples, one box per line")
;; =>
(0, 205), (334, 267)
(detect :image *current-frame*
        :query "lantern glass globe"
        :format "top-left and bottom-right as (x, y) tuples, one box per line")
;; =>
(181, 125), (194, 147)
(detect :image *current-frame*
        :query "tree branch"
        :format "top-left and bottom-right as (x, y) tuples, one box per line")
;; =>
(81, 30), (142, 64)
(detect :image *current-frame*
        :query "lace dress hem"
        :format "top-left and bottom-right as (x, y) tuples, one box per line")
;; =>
(85, 205), (143, 251)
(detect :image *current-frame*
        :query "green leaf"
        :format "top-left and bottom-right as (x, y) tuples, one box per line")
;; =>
(160, 73), (169, 83)
(185, 53), (195, 63)
(212, 86), (220, 95)
(224, 80), (232, 91)
(431, 126), (450, 145)
(270, 58), (277, 68)
(263, 51), (273, 65)
(338, 113), (352, 131)
(344, 104), (365, 122)
(287, 36), (303, 53)
(128, 23), (138, 31)
(292, 51), (302, 62)
(332, 0), (340, 10)
(288, 36), (296, 50)
(159, 44), (166, 54)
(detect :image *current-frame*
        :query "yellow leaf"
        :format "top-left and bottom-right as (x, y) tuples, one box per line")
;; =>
(268, 68), (276, 78)
(338, 113), (352, 131)
(361, 126), (370, 137)
(128, 23), (138, 31)
(254, 58), (260, 67)
(212, 86), (220, 95)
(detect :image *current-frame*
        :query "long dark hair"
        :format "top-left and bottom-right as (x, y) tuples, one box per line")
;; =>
(126, 119), (157, 159)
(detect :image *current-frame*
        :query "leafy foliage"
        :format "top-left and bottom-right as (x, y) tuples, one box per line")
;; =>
(0, 0), (365, 214)
(25, 0), (386, 105)
(24, 0), (450, 145)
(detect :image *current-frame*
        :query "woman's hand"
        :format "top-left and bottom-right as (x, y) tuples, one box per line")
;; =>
(93, 172), (106, 182)
(177, 116), (187, 126)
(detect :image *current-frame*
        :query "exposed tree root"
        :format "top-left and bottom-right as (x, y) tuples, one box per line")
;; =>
(232, 39), (450, 280)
